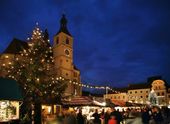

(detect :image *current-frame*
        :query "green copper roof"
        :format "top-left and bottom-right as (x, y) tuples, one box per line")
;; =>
(0, 78), (23, 101)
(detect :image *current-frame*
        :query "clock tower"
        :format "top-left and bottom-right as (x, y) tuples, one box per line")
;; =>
(53, 15), (81, 96)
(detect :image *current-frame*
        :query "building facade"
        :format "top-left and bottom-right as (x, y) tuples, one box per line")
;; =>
(0, 15), (82, 96)
(104, 76), (170, 106)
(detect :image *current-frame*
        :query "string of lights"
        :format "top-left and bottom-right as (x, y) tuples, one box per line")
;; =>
(54, 76), (121, 93)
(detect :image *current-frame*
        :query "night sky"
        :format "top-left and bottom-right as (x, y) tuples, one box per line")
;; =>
(0, 0), (170, 89)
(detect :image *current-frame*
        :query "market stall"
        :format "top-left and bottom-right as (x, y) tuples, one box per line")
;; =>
(0, 78), (23, 122)
(62, 96), (114, 122)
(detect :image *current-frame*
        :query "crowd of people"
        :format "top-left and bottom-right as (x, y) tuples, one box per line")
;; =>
(45, 106), (170, 124)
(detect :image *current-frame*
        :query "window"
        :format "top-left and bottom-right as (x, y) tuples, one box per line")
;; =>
(66, 38), (69, 44)
(135, 91), (137, 93)
(74, 72), (77, 77)
(66, 59), (68, 62)
(129, 91), (132, 94)
(141, 96), (143, 98)
(66, 73), (68, 76)
(140, 91), (142, 93)
(157, 92), (160, 96)
(162, 92), (164, 96)
(114, 96), (116, 99)
(123, 96), (125, 99)
(146, 95), (148, 98)
(56, 37), (59, 44)
(146, 91), (148, 93)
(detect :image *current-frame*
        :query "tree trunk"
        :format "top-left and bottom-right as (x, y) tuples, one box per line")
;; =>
(34, 101), (42, 124)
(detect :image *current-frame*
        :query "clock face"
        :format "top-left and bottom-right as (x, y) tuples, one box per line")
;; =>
(65, 49), (70, 56)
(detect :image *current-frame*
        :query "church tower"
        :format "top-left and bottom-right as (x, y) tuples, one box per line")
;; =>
(53, 15), (81, 96)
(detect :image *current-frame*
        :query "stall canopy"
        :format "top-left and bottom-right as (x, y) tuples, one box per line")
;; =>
(0, 78), (23, 101)
(62, 96), (93, 106)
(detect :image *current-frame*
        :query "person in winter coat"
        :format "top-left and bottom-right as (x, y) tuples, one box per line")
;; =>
(77, 109), (85, 124)
(108, 115), (117, 124)
(142, 108), (151, 124)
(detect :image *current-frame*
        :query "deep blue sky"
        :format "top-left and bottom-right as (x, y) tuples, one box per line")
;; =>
(0, 0), (170, 88)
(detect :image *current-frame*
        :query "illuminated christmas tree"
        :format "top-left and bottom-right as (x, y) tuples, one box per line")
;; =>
(5, 23), (67, 123)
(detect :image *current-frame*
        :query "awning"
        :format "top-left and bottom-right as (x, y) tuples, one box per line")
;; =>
(0, 78), (23, 101)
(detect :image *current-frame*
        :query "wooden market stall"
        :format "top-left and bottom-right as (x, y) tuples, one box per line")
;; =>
(0, 78), (23, 123)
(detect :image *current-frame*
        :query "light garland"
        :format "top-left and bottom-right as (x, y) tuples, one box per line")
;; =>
(53, 76), (121, 93)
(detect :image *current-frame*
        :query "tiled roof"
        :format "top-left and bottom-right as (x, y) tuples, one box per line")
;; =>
(2, 38), (28, 54)
(62, 96), (93, 106)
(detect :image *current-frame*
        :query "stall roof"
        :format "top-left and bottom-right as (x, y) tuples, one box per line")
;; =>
(0, 78), (23, 101)
(62, 96), (116, 107)
(62, 96), (93, 106)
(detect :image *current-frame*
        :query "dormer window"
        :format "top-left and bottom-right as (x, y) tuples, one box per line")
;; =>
(66, 38), (69, 44)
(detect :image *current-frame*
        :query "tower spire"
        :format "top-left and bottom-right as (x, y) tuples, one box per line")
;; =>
(60, 14), (67, 28)
(56, 14), (72, 36)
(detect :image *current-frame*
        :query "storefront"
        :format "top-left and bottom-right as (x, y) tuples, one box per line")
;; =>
(0, 78), (22, 122)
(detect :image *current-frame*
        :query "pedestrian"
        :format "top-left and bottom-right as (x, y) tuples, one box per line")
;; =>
(56, 111), (64, 124)
(116, 109), (123, 124)
(41, 109), (46, 124)
(64, 110), (77, 124)
(141, 108), (150, 124)
(108, 115), (117, 124)
(152, 107), (164, 124)
(77, 109), (85, 124)
(104, 109), (110, 124)
(92, 109), (101, 124)
(100, 109), (105, 124)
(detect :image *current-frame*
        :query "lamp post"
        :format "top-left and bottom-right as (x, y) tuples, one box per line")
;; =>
(105, 86), (108, 99)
